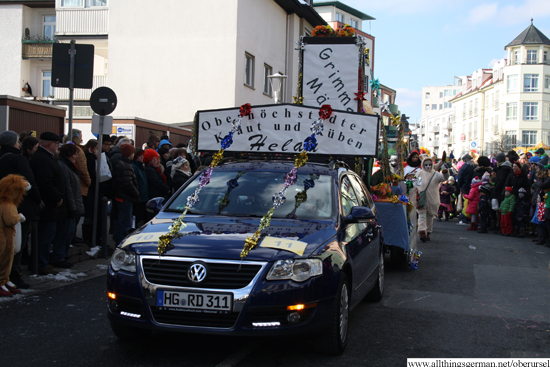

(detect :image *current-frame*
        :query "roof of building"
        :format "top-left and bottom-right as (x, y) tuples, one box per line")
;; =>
(505, 20), (550, 49)
(0, 0), (53, 5)
(275, 0), (327, 26)
(313, 1), (375, 20)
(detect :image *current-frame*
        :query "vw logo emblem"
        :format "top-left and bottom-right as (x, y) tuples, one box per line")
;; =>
(188, 263), (207, 283)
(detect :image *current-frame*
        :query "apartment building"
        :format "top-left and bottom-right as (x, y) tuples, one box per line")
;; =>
(0, 0), (328, 138)
(419, 21), (550, 157)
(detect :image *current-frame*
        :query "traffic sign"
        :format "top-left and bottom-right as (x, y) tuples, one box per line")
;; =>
(90, 87), (117, 116)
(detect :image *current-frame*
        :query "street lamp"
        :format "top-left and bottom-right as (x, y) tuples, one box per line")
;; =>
(267, 72), (287, 104)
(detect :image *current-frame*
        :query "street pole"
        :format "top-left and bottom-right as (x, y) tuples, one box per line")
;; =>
(68, 39), (76, 141)
(92, 116), (104, 247)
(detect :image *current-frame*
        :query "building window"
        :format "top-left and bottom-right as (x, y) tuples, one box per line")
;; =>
(495, 91), (499, 109)
(544, 102), (550, 122)
(444, 102), (452, 108)
(439, 104), (443, 110)
(545, 51), (548, 64)
(425, 104), (429, 111)
(349, 19), (357, 28)
(514, 50), (521, 64)
(507, 75), (518, 92)
(42, 71), (53, 97)
(505, 131), (517, 149)
(507, 102), (518, 120)
(523, 102), (538, 120)
(263, 64), (272, 96)
(43, 15), (56, 39)
(60, 0), (107, 6)
(545, 75), (550, 91)
(439, 92), (443, 98)
(335, 12), (344, 22)
(432, 104), (437, 110)
(425, 92), (430, 99)
(462, 105), (466, 119)
(244, 53), (254, 88)
(469, 101), (472, 117)
(494, 116), (499, 135)
(522, 130), (537, 145)
(527, 50), (538, 64)
(485, 95), (489, 109)
(524, 74), (539, 92)
(474, 99), (478, 116)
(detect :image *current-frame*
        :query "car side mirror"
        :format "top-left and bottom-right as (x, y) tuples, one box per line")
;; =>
(146, 197), (166, 215)
(345, 206), (375, 223)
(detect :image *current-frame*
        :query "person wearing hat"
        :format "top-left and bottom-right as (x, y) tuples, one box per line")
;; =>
(414, 154), (449, 242)
(457, 154), (476, 195)
(499, 187), (515, 236)
(30, 132), (66, 275)
(403, 150), (421, 178)
(112, 143), (139, 246)
(535, 147), (546, 157)
(143, 149), (170, 203)
(131, 149), (149, 228)
(0, 131), (41, 288)
(531, 160), (550, 241)
(477, 184), (493, 233)
(492, 156), (513, 217)
(504, 161), (530, 199)
(171, 156), (193, 192)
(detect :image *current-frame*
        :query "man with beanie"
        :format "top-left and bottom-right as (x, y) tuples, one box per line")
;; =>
(0, 131), (41, 287)
(30, 132), (66, 275)
(112, 143), (139, 246)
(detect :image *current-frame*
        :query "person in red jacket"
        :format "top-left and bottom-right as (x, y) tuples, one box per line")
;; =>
(463, 176), (482, 230)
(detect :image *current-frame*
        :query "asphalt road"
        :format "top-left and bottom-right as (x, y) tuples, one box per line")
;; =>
(1, 220), (549, 367)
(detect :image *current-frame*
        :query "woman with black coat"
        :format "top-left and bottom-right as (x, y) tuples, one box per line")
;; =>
(112, 144), (139, 245)
(504, 162), (531, 199)
(143, 149), (170, 200)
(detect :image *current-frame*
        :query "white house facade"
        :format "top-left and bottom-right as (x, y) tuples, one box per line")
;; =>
(419, 21), (550, 157)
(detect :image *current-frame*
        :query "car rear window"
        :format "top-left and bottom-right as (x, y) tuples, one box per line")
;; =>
(167, 170), (334, 220)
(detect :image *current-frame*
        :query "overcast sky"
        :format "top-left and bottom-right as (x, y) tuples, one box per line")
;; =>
(342, 0), (550, 124)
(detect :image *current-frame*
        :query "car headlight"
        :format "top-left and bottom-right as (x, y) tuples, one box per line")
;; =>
(266, 259), (323, 282)
(110, 248), (136, 272)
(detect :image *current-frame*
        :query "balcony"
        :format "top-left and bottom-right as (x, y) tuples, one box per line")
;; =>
(446, 122), (453, 130)
(54, 75), (107, 100)
(22, 41), (54, 59)
(434, 125), (440, 133)
(433, 139), (440, 146)
(56, 8), (109, 36)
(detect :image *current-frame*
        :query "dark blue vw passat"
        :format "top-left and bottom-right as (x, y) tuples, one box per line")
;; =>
(107, 159), (384, 354)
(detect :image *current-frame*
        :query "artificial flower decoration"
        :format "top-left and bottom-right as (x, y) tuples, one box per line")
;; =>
(312, 25), (335, 37)
(370, 78), (380, 96)
(292, 96), (304, 105)
(364, 48), (370, 66)
(319, 105), (333, 120)
(399, 195), (409, 203)
(390, 114), (401, 126)
(354, 91), (366, 101)
(379, 99), (390, 113)
(239, 103), (251, 117)
(337, 24), (355, 37)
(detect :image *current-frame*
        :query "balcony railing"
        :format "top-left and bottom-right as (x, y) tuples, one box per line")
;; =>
(433, 139), (440, 146)
(56, 8), (109, 36)
(446, 122), (453, 130)
(22, 41), (54, 59)
(434, 125), (440, 133)
(55, 75), (107, 100)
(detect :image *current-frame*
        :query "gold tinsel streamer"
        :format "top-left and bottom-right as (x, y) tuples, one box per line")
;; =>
(390, 114), (401, 126)
(240, 151), (310, 258)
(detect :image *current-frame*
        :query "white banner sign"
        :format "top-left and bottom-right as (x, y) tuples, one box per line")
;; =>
(197, 104), (379, 157)
(302, 43), (360, 112)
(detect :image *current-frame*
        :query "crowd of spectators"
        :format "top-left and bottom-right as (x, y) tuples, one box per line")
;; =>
(436, 148), (550, 245)
(0, 130), (197, 296)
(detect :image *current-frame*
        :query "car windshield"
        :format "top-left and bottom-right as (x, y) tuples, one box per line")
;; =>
(167, 170), (334, 220)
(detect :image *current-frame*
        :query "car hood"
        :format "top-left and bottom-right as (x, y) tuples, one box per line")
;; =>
(121, 212), (337, 261)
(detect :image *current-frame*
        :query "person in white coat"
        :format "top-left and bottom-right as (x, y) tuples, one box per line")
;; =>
(414, 154), (449, 242)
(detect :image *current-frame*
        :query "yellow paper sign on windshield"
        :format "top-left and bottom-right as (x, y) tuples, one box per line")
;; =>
(121, 232), (164, 247)
(260, 236), (308, 256)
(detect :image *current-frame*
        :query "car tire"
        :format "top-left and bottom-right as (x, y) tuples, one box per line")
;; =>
(317, 274), (349, 355)
(390, 246), (411, 270)
(110, 321), (152, 340)
(366, 251), (384, 302)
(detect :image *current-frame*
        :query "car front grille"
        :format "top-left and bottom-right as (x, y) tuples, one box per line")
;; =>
(141, 258), (262, 289)
(150, 307), (239, 328)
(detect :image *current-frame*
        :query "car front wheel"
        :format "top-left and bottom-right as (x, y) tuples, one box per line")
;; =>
(317, 273), (349, 355)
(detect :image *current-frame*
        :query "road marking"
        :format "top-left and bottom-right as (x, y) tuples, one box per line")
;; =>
(215, 343), (258, 367)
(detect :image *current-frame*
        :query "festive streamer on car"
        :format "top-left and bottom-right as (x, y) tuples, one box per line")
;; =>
(240, 105), (332, 259)
(217, 171), (246, 213)
(285, 174), (319, 219)
(157, 103), (252, 255)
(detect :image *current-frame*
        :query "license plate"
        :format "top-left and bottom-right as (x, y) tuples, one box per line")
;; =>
(156, 290), (233, 313)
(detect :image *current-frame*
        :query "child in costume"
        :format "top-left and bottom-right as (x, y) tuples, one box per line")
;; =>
(463, 176), (482, 230)
(0, 174), (28, 297)
(437, 180), (454, 221)
(499, 187), (516, 236)
(513, 187), (530, 238)
(477, 185), (492, 233)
